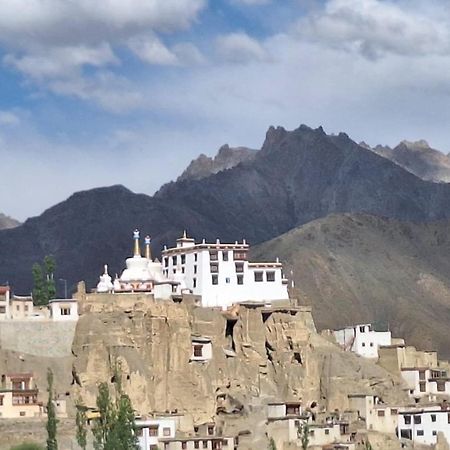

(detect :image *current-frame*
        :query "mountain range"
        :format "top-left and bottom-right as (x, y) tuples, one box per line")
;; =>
(2, 124), (450, 356)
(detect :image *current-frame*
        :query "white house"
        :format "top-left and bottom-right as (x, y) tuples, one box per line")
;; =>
(190, 336), (212, 362)
(334, 324), (391, 358)
(0, 286), (10, 319)
(401, 367), (450, 398)
(398, 405), (450, 446)
(161, 232), (289, 308)
(135, 416), (177, 450)
(48, 298), (78, 321)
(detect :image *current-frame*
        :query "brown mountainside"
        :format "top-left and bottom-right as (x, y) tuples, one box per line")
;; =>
(252, 213), (450, 359)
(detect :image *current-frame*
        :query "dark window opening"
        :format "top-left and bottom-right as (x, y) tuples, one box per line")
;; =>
(293, 352), (302, 365)
(254, 271), (263, 282)
(222, 252), (229, 261)
(266, 271), (275, 282)
(225, 319), (237, 352)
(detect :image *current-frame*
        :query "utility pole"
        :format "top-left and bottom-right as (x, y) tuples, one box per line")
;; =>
(59, 279), (67, 299)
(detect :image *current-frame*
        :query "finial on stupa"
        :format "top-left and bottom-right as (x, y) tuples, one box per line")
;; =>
(104, 264), (109, 275)
(133, 229), (141, 257)
(145, 235), (152, 260)
(183, 230), (187, 239)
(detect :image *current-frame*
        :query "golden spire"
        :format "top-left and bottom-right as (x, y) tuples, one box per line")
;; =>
(145, 235), (152, 260)
(133, 229), (141, 257)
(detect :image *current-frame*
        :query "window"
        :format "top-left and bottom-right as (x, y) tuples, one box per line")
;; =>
(182, 442), (187, 450)
(414, 415), (421, 424)
(194, 345), (203, 357)
(194, 253), (198, 262)
(233, 251), (247, 261)
(309, 430), (315, 436)
(210, 251), (218, 261)
(208, 426), (214, 435)
(359, 326), (365, 333)
(404, 415), (411, 425)
(182, 267), (185, 274)
(419, 370), (426, 381)
(149, 426), (158, 437)
(16, 305), (19, 311)
(225, 277), (230, 284)
(194, 442), (200, 449)
(266, 271), (275, 282)
(254, 271), (263, 282)
(362, 343), (366, 347)
(0, 395), (3, 406)
(212, 275), (218, 285)
(181, 254), (186, 264)
(417, 430), (424, 436)
(391, 409), (398, 415)
(163, 427), (171, 437)
(222, 251), (229, 261)
(19, 411), (25, 417)
(419, 382), (426, 392)
(193, 278), (197, 288)
(203, 441), (208, 448)
(437, 381), (446, 392)
(235, 263), (244, 273)
(172, 256), (177, 265)
(210, 264), (219, 273)
(237, 275), (243, 285)
(61, 307), (70, 316)
(433, 430), (437, 436)
(447, 412), (450, 424)
(164, 257), (168, 267)
(325, 429), (330, 435)
(0, 306), (5, 314)
(377, 410), (385, 417)
(370, 342), (374, 347)
(194, 265), (197, 274)
(431, 414), (436, 422)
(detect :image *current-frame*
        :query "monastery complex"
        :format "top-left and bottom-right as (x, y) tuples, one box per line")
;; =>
(0, 230), (449, 450)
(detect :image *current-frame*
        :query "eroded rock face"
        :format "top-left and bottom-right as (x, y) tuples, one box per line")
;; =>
(71, 292), (407, 445)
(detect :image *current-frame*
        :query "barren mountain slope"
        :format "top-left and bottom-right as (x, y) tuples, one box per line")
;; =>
(252, 213), (450, 359)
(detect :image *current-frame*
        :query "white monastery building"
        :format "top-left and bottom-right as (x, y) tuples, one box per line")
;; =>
(334, 324), (392, 358)
(97, 230), (289, 308)
(161, 231), (289, 308)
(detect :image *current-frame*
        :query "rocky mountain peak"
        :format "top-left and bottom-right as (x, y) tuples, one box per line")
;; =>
(399, 139), (431, 150)
(0, 213), (21, 230)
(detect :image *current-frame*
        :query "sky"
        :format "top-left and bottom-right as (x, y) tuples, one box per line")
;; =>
(1, 0), (450, 221)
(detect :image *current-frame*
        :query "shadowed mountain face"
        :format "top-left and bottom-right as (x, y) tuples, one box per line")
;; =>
(369, 140), (450, 183)
(252, 213), (450, 359)
(177, 144), (257, 181)
(4, 124), (450, 295)
(0, 213), (20, 230)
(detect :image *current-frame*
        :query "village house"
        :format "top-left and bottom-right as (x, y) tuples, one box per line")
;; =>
(190, 336), (213, 362)
(48, 298), (78, 321)
(0, 372), (43, 418)
(400, 367), (450, 399)
(334, 324), (392, 358)
(397, 404), (450, 446)
(0, 286), (10, 319)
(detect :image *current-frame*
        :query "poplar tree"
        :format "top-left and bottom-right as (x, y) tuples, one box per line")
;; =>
(75, 401), (88, 450)
(32, 256), (57, 306)
(46, 369), (58, 450)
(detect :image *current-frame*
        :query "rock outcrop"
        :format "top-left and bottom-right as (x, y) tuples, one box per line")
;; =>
(0, 213), (20, 230)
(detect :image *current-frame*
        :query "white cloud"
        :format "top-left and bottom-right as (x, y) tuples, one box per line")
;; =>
(0, 111), (20, 126)
(128, 35), (179, 66)
(4, 43), (118, 80)
(231, 0), (270, 5)
(216, 32), (268, 63)
(172, 42), (206, 66)
(298, 0), (450, 59)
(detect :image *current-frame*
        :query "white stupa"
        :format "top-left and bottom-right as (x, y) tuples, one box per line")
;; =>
(96, 265), (114, 293)
(96, 230), (181, 299)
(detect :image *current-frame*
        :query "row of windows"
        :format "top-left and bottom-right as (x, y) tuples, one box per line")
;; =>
(403, 413), (450, 424)
(164, 250), (248, 267)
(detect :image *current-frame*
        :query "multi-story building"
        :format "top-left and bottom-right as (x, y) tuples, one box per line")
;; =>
(398, 404), (450, 446)
(334, 324), (392, 358)
(161, 232), (289, 308)
(0, 373), (43, 418)
(401, 367), (450, 399)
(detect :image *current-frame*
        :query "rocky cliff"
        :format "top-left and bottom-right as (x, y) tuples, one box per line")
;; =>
(0, 213), (20, 230)
(177, 144), (256, 181)
(370, 140), (450, 182)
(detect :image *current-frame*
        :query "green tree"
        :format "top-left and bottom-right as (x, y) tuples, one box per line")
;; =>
(364, 442), (373, 450)
(75, 401), (88, 450)
(46, 369), (58, 450)
(92, 370), (139, 450)
(32, 256), (57, 306)
(268, 437), (277, 450)
(297, 422), (310, 450)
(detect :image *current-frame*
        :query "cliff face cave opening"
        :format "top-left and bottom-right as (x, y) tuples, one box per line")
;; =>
(225, 319), (237, 352)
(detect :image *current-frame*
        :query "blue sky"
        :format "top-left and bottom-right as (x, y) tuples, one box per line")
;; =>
(1, 0), (450, 220)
